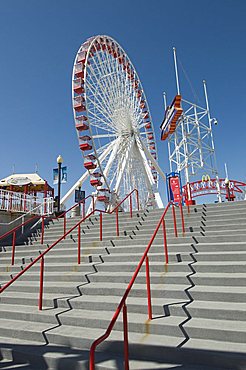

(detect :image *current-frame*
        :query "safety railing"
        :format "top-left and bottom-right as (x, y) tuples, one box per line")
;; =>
(40, 194), (95, 245)
(0, 200), (54, 264)
(0, 189), (139, 310)
(0, 189), (48, 214)
(89, 200), (186, 370)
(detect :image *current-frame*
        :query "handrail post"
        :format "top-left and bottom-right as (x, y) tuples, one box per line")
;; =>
(136, 189), (139, 211)
(64, 214), (66, 239)
(129, 195), (132, 218)
(100, 212), (103, 241)
(116, 207), (119, 237)
(11, 231), (16, 266)
(83, 201), (85, 219)
(145, 255), (152, 320)
(39, 256), (44, 310)
(123, 303), (129, 370)
(172, 204), (178, 237)
(187, 202), (190, 214)
(162, 219), (168, 264)
(78, 224), (81, 264)
(179, 201), (185, 236)
(41, 216), (44, 245)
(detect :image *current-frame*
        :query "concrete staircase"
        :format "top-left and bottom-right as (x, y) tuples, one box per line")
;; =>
(0, 201), (246, 369)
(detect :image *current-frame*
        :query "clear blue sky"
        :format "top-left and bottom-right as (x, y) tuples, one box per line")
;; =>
(0, 0), (245, 203)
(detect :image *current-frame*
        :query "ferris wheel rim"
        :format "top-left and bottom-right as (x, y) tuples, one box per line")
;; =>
(72, 34), (161, 208)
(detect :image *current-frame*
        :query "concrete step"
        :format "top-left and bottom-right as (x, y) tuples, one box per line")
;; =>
(0, 318), (49, 343)
(184, 300), (246, 321)
(184, 316), (246, 343)
(193, 261), (246, 273)
(0, 304), (61, 324)
(45, 323), (182, 351)
(96, 261), (190, 273)
(88, 271), (188, 285)
(6, 280), (89, 295)
(80, 282), (188, 300)
(194, 251), (246, 262)
(192, 272), (246, 286)
(189, 285), (246, 302)
(59, 309), (184, 337)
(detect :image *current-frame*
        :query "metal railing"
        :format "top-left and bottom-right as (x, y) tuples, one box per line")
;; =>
(0, 189), (52, 214)
(0, 200), (54, 265)
(0, 190), (139, 311)
(89, 200), (186, 370)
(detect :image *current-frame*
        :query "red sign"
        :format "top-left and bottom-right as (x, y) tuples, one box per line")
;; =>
(169, 176), (182, 202)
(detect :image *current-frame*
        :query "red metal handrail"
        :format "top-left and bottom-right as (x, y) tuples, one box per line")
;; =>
(89, 200), (186, 369)
(0, 189), (140, 310)
(40, 194), (95, 244)
(0, 214), (41, 266)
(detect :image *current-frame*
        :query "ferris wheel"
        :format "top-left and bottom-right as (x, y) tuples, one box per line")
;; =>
(62, 35), (164, 210)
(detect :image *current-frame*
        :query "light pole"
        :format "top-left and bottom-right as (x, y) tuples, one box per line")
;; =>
(57, 155), (63, 213)
(77, 180), (82, 216)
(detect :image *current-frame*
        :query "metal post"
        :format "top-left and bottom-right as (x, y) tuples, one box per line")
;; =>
(123, 303), (129, 370)
(39, 256), (44, 310)
(11, 231), (16, 265)
(57, 162), (62, 213)
(172, 204), (178, 237)
(203, 80), (221, 203)
(136, 190), (140, 211)
(162, 219), (168, 264)
(145, 256), (152, 320)
(21, 215), (25, 234)
(129, 195), (132, 218)
(64, 214), (66, 239)
(41, 216), (44, 244)
(116, 208), (119, 237)
(173, 47), (180, 95)
(78, 224), (81, 264)
(179, 202), (185, 235)
(83, 201), (85, 219)
(99, 212), (102, 241)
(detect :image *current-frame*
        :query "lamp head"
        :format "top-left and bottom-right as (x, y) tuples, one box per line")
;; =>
(57, 155), (63, 164)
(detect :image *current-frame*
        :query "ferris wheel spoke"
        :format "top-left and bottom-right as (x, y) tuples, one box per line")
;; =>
(91, 52), (119, 107)
(86, 65), (115, 114)
(85, 81), (114, 121)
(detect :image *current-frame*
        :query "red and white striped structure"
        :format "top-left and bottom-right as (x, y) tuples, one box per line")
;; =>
(62, 35), (165, 210)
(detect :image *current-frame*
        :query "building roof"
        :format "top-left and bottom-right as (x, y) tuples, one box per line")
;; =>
(0, 173), (53, 192)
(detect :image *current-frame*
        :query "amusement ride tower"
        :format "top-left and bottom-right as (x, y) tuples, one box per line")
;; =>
(161, 48), (222, 203)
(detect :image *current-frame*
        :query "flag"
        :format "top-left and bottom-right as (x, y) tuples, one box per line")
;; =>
(61, 166), (67, 183)
(53, 169), (58, 184)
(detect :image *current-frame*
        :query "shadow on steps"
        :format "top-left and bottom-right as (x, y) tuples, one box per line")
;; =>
(0, 341), (245, 370)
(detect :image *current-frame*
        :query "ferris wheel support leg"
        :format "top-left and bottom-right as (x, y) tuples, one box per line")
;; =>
(114, 139), (134, 194)
(135, 138), (164, 208)
(154, 192), (164, 208)
(140, 141), (166, 183)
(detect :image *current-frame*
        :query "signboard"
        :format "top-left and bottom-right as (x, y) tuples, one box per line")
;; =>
(75, 190), (85, 203)
(53, 166), (67, 185)
(169, 176), (182, 202)
(7, 176), (32, 186)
